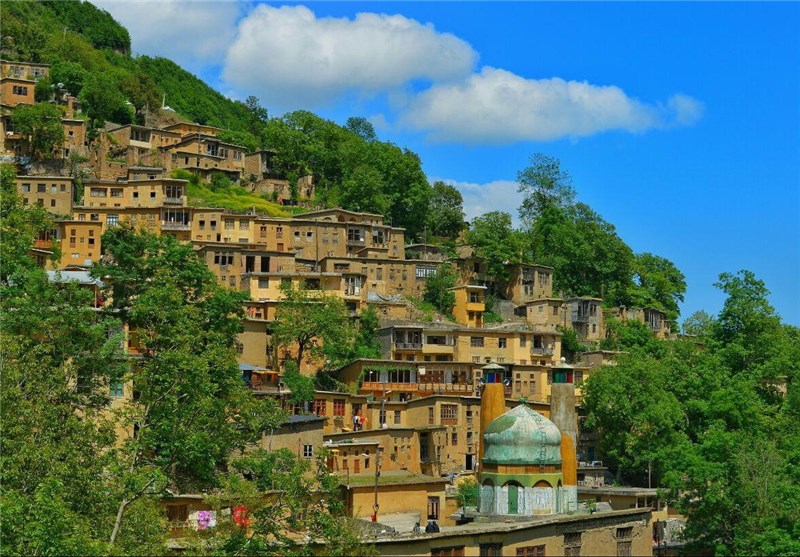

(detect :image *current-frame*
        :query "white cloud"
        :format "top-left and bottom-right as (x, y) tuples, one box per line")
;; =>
(96, 0), (246, 71)
(222, 4), (477, 110)
(432, 177), (524, 226)
(402, 67), (704, 144)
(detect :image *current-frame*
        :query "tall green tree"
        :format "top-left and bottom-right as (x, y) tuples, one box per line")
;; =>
(11, 103), (64, 160)
(423, 263), (459, 316)
(426, 181), (465, 240)
(93, 227), (282, 545)
(628, 252), (686, 324)
(584, 270), (800, 555)
(467, 211), (529, 281)
(517, 152), (576, 226)
(530, 203), (634, 305)
(272, 282), (357, 369)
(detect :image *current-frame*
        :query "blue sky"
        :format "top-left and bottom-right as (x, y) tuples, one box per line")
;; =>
(100, 1), (800, 326)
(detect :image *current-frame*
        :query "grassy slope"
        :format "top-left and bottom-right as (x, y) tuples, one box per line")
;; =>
(186, 183), (297, 218)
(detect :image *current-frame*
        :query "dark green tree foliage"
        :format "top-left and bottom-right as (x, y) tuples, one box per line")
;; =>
(517, 153), (576, 225)
(583, 270), (800, 556)
(11, 103), (64, 160)
(423, 263), (458, 316)
(530, 203), (634, 305)
(135, 56), (256, 130)
(80, 72), (133, 126)
(217, 129), (260, 154)
(345, 116), (377, 142)
(0, 165), (58, 279)
(282, 361), (315, 405)
(682, 309), (716, 337)
(34, 77), (53, 102)
(627, 252), (687, 324)
(272, 282), (357, 369)
(427, 181), (465, 240)
(0, 168), (165, 556)
(41, 0), (131, 53)
(201, 449), (369, 556)
(263, 111), (432, 237)
(50, 60), (89, 96)
(1, 0), (129, 60)
(93, 227), (282, 543)
(466, 211), (529, 282)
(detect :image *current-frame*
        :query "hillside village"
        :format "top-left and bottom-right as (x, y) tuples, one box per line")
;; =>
(3, 57), (681, 555)
(0, 0), (800, 557)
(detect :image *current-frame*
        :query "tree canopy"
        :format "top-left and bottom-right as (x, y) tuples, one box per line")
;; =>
(11, 103), (65, 160)
(583, 270), (800, 555)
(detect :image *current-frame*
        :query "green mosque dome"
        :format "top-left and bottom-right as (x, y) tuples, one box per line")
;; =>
(482, 404), (562, 466)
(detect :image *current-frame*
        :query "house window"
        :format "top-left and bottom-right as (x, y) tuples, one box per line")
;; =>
(240, 220), (249, 230)
(21, 183), (30, 192)
(333, 399), (346, 416)
(470, 337), (484, 347)
(394, 410), (402, 424)
(520, 334), (527, 347)
(564, 532), (582, 557)
(451, 431), (458, 446)
(469, 292), (481, 303)
(312, 399), (326, 416)
(150, 191), (156, 199)
(12, 85), (29, 95)
(616, 542), (632, 557)
(428, 407), (434, 425)
(427, 496), (440, 519)
(106, 214), (119, 227)
(416, 266), (436, 279)
(517, 546), (545, 557)
(225, 219), (235, 230)
(110, 188), (123, 198)
(303, 445), (313, 458)
(480, 544), (503, 557)
(499, 338), (507, 349)
(431, 548), (464, 557)
(440, 404), (458, 422)
(109, 382), (124, 397)
(90, 187), (106, 197)
(166, 504), (189, 525)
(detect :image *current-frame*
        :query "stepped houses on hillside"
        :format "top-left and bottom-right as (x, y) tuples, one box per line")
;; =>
(8, 59), (675, 553)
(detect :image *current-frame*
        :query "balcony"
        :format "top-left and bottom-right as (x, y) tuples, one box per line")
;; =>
(360, 381), (417, 392)
(465, 302), (485, 312)
(572, 314), (590, 323)
(395, 341), (422, 350)
(164, 197), (185, 205)
(531, 347), (554, 355)
(161, 221), (191, 231)
(418, 383), (473, 394)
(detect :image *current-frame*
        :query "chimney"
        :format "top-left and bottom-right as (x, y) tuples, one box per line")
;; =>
(550, 358), (578, 512)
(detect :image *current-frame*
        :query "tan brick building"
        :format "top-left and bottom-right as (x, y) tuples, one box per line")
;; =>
(16, 175), (73, 216)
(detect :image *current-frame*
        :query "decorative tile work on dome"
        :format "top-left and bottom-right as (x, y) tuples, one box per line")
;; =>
(483, 404), (562, 465)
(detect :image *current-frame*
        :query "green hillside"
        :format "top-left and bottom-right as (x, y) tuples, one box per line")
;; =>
(0, 0), (260, 132)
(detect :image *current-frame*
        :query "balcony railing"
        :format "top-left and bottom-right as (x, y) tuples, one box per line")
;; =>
(361, 381), (418, 392)
(161, 221), (191, 231)
(531, 347), (554, 355)
(572, 314), (590, 323)
(164, 197), (185, 205)
(418, 383), (473, 393)
(395, 341), (422, 350)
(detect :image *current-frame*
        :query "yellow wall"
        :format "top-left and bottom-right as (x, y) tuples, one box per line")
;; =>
(16, 176), (73, 216)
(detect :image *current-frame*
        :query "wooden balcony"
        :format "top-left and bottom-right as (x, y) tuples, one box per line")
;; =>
(360, 381), (418, 392)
